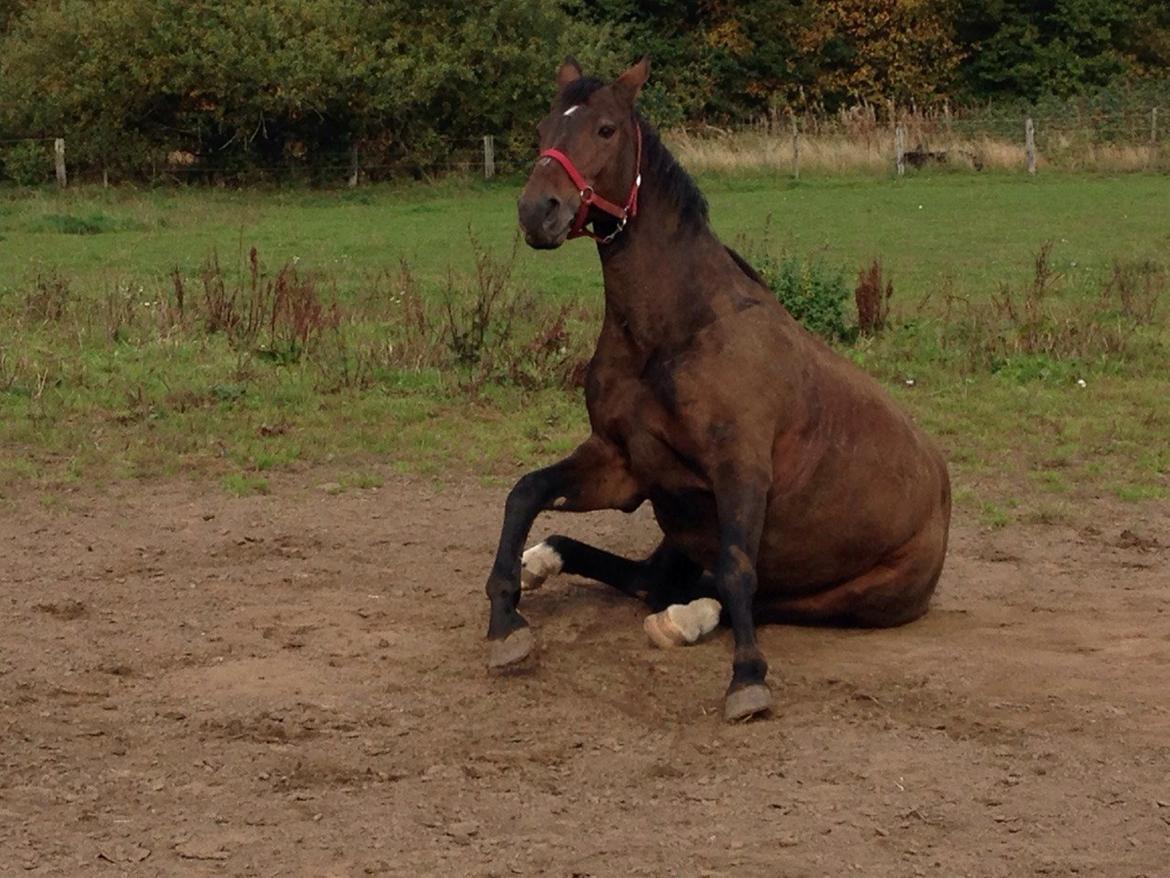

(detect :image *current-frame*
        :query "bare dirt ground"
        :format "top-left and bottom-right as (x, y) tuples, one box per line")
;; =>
(1, 474), (1168, 877)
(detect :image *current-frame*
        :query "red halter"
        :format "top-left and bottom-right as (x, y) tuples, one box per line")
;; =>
(537, 121), (642, 243)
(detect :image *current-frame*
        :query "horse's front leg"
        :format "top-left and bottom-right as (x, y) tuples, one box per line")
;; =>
(485, 434), (641, 669)
(711, 476), (774, 722)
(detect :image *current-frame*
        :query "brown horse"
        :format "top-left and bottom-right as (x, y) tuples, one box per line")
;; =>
(485, 57), (951, 722)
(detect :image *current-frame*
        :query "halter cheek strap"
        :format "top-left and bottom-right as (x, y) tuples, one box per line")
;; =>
(537, 121), (642, 243)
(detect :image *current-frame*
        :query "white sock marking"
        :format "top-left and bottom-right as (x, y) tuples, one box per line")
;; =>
(521, 541), (563, 591)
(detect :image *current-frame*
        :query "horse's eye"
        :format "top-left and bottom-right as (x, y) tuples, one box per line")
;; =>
(598, 125), (617, 139)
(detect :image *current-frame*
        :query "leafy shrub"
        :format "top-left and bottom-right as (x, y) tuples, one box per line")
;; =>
(0, 0), (623, 180)
(1, 142), (49, 186)
(756, 254), (855, 343)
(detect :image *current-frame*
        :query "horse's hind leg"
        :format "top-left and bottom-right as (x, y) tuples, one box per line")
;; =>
(758, 524), (946, 628)
(523, 536), (722, 647)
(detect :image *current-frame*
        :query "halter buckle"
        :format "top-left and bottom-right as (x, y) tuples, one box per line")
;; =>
(597, 214), (628, 245)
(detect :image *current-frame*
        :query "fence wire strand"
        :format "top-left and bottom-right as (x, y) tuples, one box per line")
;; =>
(2, 110), (1168, 186)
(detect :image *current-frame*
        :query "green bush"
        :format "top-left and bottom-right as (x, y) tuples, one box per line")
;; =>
(0, 0), (624, 180)
(1, 141), (49, 185)
(756, 254), (855, 343)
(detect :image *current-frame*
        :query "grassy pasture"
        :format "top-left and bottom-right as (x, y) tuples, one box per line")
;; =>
(1, 169), (1167, 524)
(2, 172), (1168, 299)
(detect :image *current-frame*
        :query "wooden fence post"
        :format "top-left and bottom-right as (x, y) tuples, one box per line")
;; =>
(894, 124), (906, 177)
(54, 138), (67, 188)
(790, 113), (800, 181)
(1025, 117), (1036, 175)
(483, 135), (495, 180)
(349, 144), (360, 188)
(1152, 108), (1159, 145)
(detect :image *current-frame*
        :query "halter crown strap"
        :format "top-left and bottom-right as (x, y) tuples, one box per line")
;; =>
(537, 121), (642, 243)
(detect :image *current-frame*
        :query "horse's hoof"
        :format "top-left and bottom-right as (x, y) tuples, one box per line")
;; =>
(723, 683), (773, 722)
(487, 627), (535, 670)
(643, 608), (688, 648)
(644, 598), (722, 649)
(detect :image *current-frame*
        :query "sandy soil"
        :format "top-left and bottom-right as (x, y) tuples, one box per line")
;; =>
(1, 475), (1168, 877)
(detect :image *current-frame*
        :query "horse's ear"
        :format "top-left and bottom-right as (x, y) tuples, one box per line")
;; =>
(557, 56), (583, 92)
(613, 56), (650, 104)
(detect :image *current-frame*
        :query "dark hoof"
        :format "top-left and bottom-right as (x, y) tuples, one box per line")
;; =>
(487, 627), (535, 670)
(724, 683), (773, 722)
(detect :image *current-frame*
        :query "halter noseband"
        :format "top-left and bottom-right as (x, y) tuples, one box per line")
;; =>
(537, 121), (642, 244)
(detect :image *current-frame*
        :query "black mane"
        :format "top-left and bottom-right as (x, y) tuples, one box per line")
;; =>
(636, 116), (709, 232)
(556, 77), (709, 233)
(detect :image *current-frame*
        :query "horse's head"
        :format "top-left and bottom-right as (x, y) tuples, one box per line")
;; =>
(518, 56), (649, 249)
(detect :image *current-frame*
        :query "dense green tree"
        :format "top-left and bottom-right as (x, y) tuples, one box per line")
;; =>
(0, 0), (621, 176)
(797, 0), (964, 109)
(954, 0), (1154, 98)
(0, 0), (23, 32)
(2, 0), (1168, 181)
(567, 0), (808, 124)
(1122, 2), (1170, 76)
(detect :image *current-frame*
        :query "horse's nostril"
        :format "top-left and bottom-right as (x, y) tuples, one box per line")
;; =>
(545, 196), (560, 216)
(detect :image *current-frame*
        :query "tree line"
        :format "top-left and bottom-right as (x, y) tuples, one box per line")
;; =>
(1, 0), (1167, 180)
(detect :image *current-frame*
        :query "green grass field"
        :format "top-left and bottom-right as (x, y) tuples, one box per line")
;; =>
(1, 169), (1167, 523)
(2, 172), (1168, 299)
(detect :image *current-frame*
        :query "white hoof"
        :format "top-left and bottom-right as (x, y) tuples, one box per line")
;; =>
(520, 542), (563, 591)
(643, 598), (722, 648)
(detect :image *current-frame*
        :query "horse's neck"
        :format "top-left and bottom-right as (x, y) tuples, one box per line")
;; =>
(597, 186), (723, 350)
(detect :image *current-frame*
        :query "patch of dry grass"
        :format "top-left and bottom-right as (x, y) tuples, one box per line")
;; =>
(669, 108), (1167, 175)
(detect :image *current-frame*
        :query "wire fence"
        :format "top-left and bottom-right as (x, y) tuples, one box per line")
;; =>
(0, 134), (539, 186)
(1, 107), (1167, 186)
(672, 106), (1170, 176)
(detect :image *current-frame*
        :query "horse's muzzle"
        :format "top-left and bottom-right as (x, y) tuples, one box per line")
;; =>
(518, 194), (574, 249)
